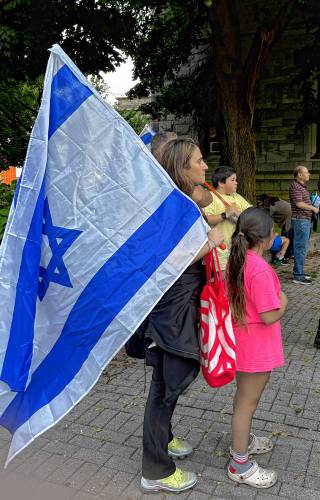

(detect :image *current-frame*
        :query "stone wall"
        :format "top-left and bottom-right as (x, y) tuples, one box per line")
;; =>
(151, 114), (195, 137)
(252, 20), (320, 200)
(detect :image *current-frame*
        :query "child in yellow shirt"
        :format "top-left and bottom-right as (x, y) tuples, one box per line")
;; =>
(204, 166), (251, 271)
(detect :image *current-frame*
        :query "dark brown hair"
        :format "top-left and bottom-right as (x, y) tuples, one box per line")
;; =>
(159, 137), (199, 196)
(226, 207), (274, 326)
(212, 166), (236, 188)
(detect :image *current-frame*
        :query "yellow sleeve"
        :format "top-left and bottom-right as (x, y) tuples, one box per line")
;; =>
(203, 194), (226, 216)
(236, 194), (252, 211)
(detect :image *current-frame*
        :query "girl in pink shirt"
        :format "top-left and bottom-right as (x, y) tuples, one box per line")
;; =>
(225, 207), (287, 489)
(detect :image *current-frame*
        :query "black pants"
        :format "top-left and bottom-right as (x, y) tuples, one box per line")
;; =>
(142, 346), (199, 480)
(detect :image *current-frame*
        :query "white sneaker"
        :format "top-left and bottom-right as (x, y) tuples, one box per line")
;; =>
(228, 460), (277, 489)
(230, 434), (274, 457)
(168, 436), (193, 458)
(248, 434), (274, 455)
(141, 467), (198, 493)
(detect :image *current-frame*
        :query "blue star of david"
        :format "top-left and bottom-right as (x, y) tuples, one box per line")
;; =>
(38, 198), (82, 301)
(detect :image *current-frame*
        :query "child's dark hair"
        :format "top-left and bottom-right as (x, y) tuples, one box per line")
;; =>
(226, 207), (274, 326)
(212, 166), (236, 188)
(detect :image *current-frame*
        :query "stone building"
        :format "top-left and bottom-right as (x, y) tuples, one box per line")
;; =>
(136, 9), (320, 200)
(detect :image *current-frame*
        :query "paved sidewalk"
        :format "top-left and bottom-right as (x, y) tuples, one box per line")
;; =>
(1, 253), (319, 500)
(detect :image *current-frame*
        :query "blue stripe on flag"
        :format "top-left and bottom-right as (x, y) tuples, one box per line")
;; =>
(0, 182), (45, 391)
(0, 189), (200, 433)
(48, 65), (92, 139)
(141, 132), (153, 145)
(1, 66), (93, 392)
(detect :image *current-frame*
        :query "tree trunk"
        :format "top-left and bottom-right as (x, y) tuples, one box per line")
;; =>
(208, 0), (256, 202)
(218, 79), (257, 202)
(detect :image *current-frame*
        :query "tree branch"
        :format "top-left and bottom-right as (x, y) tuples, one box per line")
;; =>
(244, 1), (301, 120)
(0, 105), (30, 133)
(207, 0), (241, 75)
(13, 94), (38, 114)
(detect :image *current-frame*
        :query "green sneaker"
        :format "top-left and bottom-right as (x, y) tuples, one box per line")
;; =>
(168, 436), (193, 458)
(140, 467), (198, 493)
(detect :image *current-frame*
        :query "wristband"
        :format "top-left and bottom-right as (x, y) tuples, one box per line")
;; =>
(221, 212), (227, 220)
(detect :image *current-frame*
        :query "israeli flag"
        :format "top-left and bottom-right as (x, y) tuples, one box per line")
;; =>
(139, 124), (156, 147)
(0, 45), (208, 466)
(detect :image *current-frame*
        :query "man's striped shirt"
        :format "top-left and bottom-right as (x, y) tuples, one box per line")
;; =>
(289, 180), (312, 219)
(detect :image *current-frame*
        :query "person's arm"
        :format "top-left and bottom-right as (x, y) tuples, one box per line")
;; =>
(251, 270), (287, 325)
(206, 203), (239, 226)
(203, 195), (226, 226)
(192, 226), (224, 263)
(296, 201), (319, 213)
(260, 291), (288, 325)
(206, 213), (226, 226)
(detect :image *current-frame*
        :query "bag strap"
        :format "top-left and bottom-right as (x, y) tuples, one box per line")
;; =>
(212, 247), (224, 284)
(212, 249), (230, 322)
(205, 249), (214, 283)
(204, 247), (224, 285)
(204, 181), (231, 208)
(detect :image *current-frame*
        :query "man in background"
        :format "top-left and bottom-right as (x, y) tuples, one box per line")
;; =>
(289, 165), (319, 285)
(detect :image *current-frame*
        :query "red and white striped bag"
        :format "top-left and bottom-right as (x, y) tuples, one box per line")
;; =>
(199, 248), (236, 387)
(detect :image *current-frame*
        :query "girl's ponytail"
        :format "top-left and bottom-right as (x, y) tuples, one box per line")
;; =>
(226, 231), (248, 327)
(226, 207), (274, 327)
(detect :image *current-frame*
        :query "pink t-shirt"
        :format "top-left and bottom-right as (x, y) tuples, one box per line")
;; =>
(232, 250), (285, 372)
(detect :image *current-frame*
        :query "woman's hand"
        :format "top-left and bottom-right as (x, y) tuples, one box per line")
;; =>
(191, 226), (224, 263)
(226, 203), (241, 220)
(226, 203), (239, 215)
(208, 226), (224, 248)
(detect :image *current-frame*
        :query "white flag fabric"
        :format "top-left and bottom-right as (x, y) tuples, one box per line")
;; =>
(0, 44), (208, 466)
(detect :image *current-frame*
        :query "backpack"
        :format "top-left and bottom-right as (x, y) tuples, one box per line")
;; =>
(199, 248), (236, 387)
